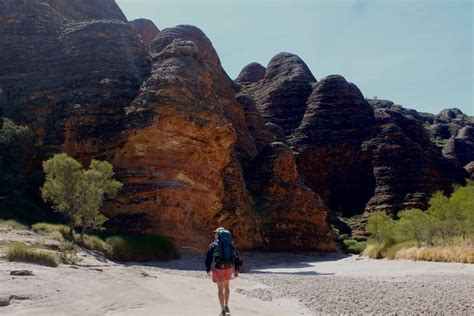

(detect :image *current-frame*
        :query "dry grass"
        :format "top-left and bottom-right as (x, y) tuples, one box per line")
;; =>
(31, 222), (69, 235)
(363, 243), (387, 259)
(395, 246), (474, 264)
(77, 235), (110, 254)
(7, 242), (59, 267)
(0, 219), (28, 230)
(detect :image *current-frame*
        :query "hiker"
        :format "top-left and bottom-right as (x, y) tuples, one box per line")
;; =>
(205, 227), (241, 316)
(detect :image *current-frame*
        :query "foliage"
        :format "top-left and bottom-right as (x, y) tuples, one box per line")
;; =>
(366, 212), (395, 245)
(77, 234), (110, 254)
(342, 239), (366, 255)
(364, 182), (474, 262)
(0, 118), (40, 220)
(41, 153), (122, 241)
(105, 234), (179, 262)
(7, 242), (59, 267)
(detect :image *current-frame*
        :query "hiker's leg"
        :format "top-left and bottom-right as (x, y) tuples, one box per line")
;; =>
(224, 279), (230, 306)
(217, 282), (225, 310)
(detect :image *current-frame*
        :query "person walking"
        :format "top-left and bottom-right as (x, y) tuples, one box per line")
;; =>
(205, 227), (241, 316)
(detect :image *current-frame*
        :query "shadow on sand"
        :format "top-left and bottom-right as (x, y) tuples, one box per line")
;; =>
(126, 251), (347, 277)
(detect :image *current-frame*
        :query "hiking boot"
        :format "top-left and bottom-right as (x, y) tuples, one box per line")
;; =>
(225, 306), (230, 314)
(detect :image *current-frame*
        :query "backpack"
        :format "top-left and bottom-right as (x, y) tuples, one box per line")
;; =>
(216, 229), (233, 263)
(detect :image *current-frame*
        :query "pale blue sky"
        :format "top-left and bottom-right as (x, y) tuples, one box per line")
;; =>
(117, 0), (473, 115)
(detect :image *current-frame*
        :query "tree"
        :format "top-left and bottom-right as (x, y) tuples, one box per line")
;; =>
(41, 153), (122, 241)
(366, 211), (395, 244)
(394, 209), (432, 246)
(0, 118), (33, 198)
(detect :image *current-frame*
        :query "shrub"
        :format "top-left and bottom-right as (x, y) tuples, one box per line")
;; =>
(106, 234), (179, 262)
(342, 239), (366, 254)
(364, 182), (474, 263)
(363, 243), (386, 259)
(7, 242), (59, 267)
(393, 209), (433, 246)
(77, 235), (110, 254)
(366, 212), (395, 245)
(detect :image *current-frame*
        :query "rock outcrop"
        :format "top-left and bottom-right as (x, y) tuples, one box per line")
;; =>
(129, 18), (160, 48)
(246, 142), (335, 251)
(364, 110), (466, 213)
(442, 126), (474, 168)
(0, 0), (149, 159)
(242, 53), (317, 135)
(465, 162), (474, 180)
(235, 62), (265, 85)
(237, 61), (468, 216)
(290, 75), (376, 215)
(0, 0), (336, 251)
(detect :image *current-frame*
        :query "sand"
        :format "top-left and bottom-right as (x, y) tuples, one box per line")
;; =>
(1, 227), (473, 315)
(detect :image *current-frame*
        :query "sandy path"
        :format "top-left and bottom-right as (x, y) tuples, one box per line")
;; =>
(1, 227), (473, 315)
(0, 260), (306, 315)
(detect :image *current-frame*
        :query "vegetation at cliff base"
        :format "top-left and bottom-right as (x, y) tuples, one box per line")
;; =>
(364, 182), (474, 263)
(41, 153), (122, 241)
(30, 222), (179, 262)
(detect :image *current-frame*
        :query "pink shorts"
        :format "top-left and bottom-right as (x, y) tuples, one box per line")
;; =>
(212, 267), (233, 283)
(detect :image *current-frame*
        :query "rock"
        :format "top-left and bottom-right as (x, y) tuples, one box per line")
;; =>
(430, 123), (462, 140)
(364, 109), (466, 214)
(439, 108), (464, 120)
(104, 25), (239, 249)
(464, 162), (474, 179)
(0, 297), (10, 307)
(290, 75), (376, 215)
(289, 75), (465, 215)
(442, 126), (474, 167)
(238, 52), (316, 135)
(235, 62), (266, 85)
(0, 0), (149, 159)
(246, 142), (336, 251)
(10, 270), (34, 276)
(236, 94), (274, 153)
(129, 18), (160, 48)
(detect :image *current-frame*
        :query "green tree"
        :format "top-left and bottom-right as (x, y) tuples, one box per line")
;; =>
(445, 182), (474, 240)
(41, 153), (122, 241)
(366, 212), (395, 244)
(0, 118), (33, 199)
(394, 209), (432, 246)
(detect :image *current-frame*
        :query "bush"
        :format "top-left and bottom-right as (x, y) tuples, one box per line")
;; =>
(105, 234), (179, 262)
(364, 182), (474, 263)
(342, 239), (366, 254)
(363, 242), (389, 259)
(77, 235), (110, 254)
(366, 212), (395, 245)
(7, 242), (59, 267)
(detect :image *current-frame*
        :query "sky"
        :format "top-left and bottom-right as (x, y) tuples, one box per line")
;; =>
(116, 0), (473, 115)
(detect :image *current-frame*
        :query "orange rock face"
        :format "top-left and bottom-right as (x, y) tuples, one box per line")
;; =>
(1, 2), (337, 252)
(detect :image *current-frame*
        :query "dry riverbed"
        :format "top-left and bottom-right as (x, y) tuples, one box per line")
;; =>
(1, 227), (473, 315)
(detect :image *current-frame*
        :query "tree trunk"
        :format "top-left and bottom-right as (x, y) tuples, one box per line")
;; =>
(80, 225), (87, 240)
(69, 222), (75, 242)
